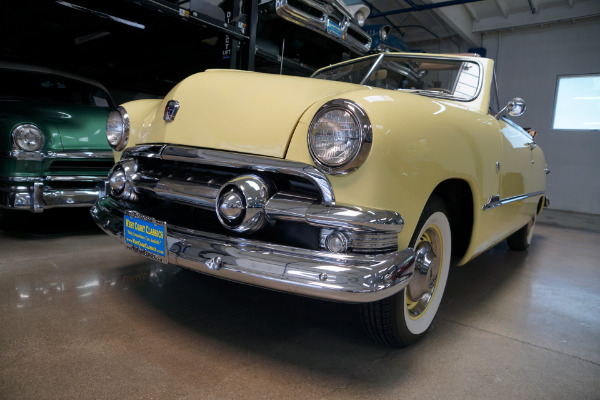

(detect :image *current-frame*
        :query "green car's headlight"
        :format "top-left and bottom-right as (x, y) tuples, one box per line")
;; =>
(12, 123), (44, 151)
(308, 99), (372, 175)
(106, 106), (129, 151)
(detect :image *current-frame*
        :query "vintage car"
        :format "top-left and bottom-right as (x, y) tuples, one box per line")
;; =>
(0, 63), (115, 223)
(364, 24), (411, 53)
(258, 0), (372, 58)
(91, 52), (547, 346)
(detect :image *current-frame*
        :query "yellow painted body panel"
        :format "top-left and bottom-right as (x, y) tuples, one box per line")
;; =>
(118, 54), (546, 266)
(121, 70), (359, 158)
(286, 88), (520, 264)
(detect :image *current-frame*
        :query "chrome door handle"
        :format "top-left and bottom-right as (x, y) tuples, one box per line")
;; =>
(525, 141), (537, 149)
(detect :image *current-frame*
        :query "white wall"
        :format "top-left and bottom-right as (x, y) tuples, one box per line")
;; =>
(482, 18), (600, 215)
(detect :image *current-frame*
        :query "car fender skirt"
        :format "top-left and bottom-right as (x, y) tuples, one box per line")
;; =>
(91, 197), (415, 303)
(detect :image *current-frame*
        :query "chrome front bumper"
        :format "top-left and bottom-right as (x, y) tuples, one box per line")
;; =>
(91, 196), (415, 303)
(275, 0), (371, 54)
(0, 176), (108, 213)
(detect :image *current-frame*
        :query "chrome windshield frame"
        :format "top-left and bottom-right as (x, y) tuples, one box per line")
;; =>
(311, 53), (485, 102)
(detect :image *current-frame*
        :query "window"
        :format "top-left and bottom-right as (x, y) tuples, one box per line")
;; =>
(553, 74), (600, 130)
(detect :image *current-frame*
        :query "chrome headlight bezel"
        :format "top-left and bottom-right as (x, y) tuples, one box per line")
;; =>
(354, 11), (366, 27)
(106, 106), (130, 151)
(308, 99), (372, 175)
(11, 123), (45, 152)
(380, 26), (390, 42)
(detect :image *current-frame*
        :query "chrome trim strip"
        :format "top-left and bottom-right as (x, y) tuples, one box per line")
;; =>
(2, 176), (108, 183)
(144, 177), (403, 234)
(46, 151), (115, 159)
(306, 203), (403, 232)
(2, 150), (114, 161)
(123, 145), (336, 205)
(154, 178), (219, 209)
(482, 190), (545, 210)
(46, 175), (108, 182)
(91, 197), (415, 303)
(265, 192), (404, 233)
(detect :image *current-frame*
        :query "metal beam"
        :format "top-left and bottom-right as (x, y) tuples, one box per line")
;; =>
(494, 0), (509, 19)
(528, 0), (537, 14)
(426, 0), (483, 48)
(473, 1), (600, 32)
(464, 2), (480, 22)
(370, 0), (485, 18)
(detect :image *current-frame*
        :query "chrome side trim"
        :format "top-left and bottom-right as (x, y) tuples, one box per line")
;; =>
(91, 197), (415, 303)
(482, 190), (545, 210)
(124, 145), (336, 205)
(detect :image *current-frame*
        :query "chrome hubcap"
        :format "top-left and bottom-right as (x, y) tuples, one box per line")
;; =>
(407, 227), (442, 318)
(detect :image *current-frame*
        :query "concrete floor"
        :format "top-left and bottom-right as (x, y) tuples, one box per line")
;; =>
(0, 208), (599, 400)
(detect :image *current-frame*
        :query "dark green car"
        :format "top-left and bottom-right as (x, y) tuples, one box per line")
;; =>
(0, 63), (115, 220)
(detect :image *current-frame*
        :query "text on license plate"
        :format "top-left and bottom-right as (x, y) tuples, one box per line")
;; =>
(327, 20), (343, 38)
(124, 213), (167, 263)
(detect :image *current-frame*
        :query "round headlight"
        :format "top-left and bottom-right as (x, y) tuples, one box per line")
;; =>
(106, 106), (129, 151)
(12, 124), (44, 151)
(355, 11), (366, 27)
(308, 99), (372, 175)
(380, 27), (389, 42)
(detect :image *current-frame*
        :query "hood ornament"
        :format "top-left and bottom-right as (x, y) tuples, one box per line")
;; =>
(164, 100), (180, 122)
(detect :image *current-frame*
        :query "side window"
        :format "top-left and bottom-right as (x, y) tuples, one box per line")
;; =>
(453, 62), (480, 99)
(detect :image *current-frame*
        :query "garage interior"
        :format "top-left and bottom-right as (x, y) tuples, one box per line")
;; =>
(1, 0), (600, 398)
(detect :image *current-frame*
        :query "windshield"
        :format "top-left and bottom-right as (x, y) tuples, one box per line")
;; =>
(311, 53), (482, 101)
(0, 70), (114, 108)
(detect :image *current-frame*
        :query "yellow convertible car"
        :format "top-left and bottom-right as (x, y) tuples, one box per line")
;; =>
(91, 52), (547, 346)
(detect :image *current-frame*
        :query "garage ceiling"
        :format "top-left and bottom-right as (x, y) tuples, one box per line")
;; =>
(1, 0), (598, 96)
(368, 0), (600, 49)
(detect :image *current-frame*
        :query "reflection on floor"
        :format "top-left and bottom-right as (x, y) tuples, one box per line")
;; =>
(1, 208), (599, 399)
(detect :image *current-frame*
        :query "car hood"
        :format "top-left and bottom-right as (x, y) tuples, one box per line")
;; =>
(0, 101), (111, 152)
(145, 70), (361, 158)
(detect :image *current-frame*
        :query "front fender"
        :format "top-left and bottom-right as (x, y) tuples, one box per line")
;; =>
(285, 89), (503, 252)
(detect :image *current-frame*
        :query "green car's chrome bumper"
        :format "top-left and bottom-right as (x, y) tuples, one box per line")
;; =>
(0, 176), (108, 213)
(0, 150), (113, 212)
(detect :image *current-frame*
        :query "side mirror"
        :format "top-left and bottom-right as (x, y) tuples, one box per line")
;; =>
(495, 97), (526, 119)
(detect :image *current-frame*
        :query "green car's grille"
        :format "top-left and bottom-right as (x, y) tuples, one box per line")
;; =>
(49, 160), (114, 172)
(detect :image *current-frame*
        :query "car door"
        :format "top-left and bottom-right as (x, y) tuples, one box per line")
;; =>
(496, 117), (539, 232)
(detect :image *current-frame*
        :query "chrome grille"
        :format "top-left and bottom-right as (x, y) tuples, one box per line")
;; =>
(110, 145), (400, 254)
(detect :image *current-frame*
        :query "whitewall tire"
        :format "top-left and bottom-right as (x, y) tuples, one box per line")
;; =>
(360, 195), (451, 346)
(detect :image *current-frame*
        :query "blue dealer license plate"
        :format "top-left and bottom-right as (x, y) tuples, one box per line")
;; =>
(124, 212), (168, 263)
(327, 20), (343, 38)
